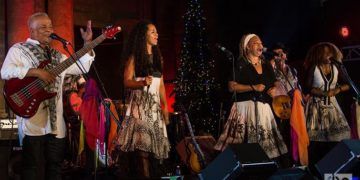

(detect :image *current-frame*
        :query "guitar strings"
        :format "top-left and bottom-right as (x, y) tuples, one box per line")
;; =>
(16, 79), (44, 102)
(14, 35), (104, 102)
(16, 58), (76, 102)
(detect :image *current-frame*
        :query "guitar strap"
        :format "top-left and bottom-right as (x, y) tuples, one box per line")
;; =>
(18, 42), (63, 132)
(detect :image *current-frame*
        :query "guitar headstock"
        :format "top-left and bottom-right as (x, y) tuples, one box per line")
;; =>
(103, 25), (122, 39)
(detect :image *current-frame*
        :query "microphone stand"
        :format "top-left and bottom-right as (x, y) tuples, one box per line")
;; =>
(91, 64), (114, 173)
(219, 51), (238, 150)
(226, 51), (259, 144)
(336, 62), (360, 103)
(274, 59), (296, 91)
(61, 42), (121, 178)
(62, 43), (90, 81)
(245, 56), (261, 143)
(63, 43), (121, 125)
(249, 59), (261, 144)
(254, 96), (260, 143)
(229, 53), (237, 102)
(274, 59), (310, 108)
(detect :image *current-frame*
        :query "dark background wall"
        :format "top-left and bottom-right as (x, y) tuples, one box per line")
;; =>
(72, 0), (187, 100)
(0, 0), (359, 105)
(213, 0), (360, 95)
(214, 0), (360, 57)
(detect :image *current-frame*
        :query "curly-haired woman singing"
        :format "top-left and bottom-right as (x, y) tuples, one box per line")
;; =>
(116, 20), (170, 178)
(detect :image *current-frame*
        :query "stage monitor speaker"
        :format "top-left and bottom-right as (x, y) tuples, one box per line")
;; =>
(176, 136), (217, 166)
(315, 139), (360, 178)
(198, 143), (278, 180)
(268, 167), (315, 180)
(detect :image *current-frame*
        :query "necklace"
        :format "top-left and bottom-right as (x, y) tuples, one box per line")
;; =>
(250, 60), (261, 66)
(320, 64), (331, 75)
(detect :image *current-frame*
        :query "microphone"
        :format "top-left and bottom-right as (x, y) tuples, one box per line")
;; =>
(262, 47), (268, 53)
(146, 67), (154, 94)
(262, 47), (276, 56)
(49, 33), (70, 45)
(262, 47), (282, 61)
(215, 43), (233, 57)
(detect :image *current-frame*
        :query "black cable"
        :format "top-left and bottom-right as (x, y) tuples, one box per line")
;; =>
(66, 42), (120, 124)
(230, 54), (237, 102)
(92, 65), (110, 98)
(63, 43), (90, 81)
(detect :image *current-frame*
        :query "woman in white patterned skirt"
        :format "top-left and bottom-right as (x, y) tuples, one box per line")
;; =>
(214, 34), (288, 159)
(304, 42), (350, 142)
(116, 20), (170, 178)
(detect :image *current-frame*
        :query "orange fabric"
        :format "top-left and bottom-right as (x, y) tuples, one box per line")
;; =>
(69, 92), (82, 113)
(107, 100), (120, 153)
(79, 97), (99, 150)
(290, 89), (309, 165)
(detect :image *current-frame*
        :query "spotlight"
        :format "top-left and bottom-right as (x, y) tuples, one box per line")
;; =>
(339, 26), (350, 38)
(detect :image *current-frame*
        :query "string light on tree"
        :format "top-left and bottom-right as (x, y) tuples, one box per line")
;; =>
(174, 0), (219, 135)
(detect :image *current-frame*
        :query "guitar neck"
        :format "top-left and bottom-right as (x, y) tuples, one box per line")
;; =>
(49, 34), (105, 76)
(184, 113), (196, 139)
(183, 112), (205, 160)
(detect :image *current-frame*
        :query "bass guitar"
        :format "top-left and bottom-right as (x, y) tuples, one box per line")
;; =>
(3, 25), (121, 118)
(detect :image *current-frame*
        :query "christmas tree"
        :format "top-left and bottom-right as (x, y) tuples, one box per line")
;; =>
(174, 0), (219, 135)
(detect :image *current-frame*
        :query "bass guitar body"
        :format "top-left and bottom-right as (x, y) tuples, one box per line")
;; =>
(3, 60), (56, 118)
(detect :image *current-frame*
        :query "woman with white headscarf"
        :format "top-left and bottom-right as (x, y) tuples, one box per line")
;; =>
(214, 34), (288, 159)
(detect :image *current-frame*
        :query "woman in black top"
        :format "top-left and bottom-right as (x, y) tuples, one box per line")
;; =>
(214, 34), (287, 159)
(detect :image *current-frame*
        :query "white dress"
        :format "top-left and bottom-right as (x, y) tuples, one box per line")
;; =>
(214, 59), (288, 159)
(305, 65), (350, 141)
(116, 76), (170, 159)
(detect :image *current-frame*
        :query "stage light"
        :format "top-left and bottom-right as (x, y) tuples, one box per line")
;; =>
(340, 26), (350, 38)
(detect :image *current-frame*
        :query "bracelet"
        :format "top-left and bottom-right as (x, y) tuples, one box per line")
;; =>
(322, 91), (327, 97)
(250, 85), (255, 91)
